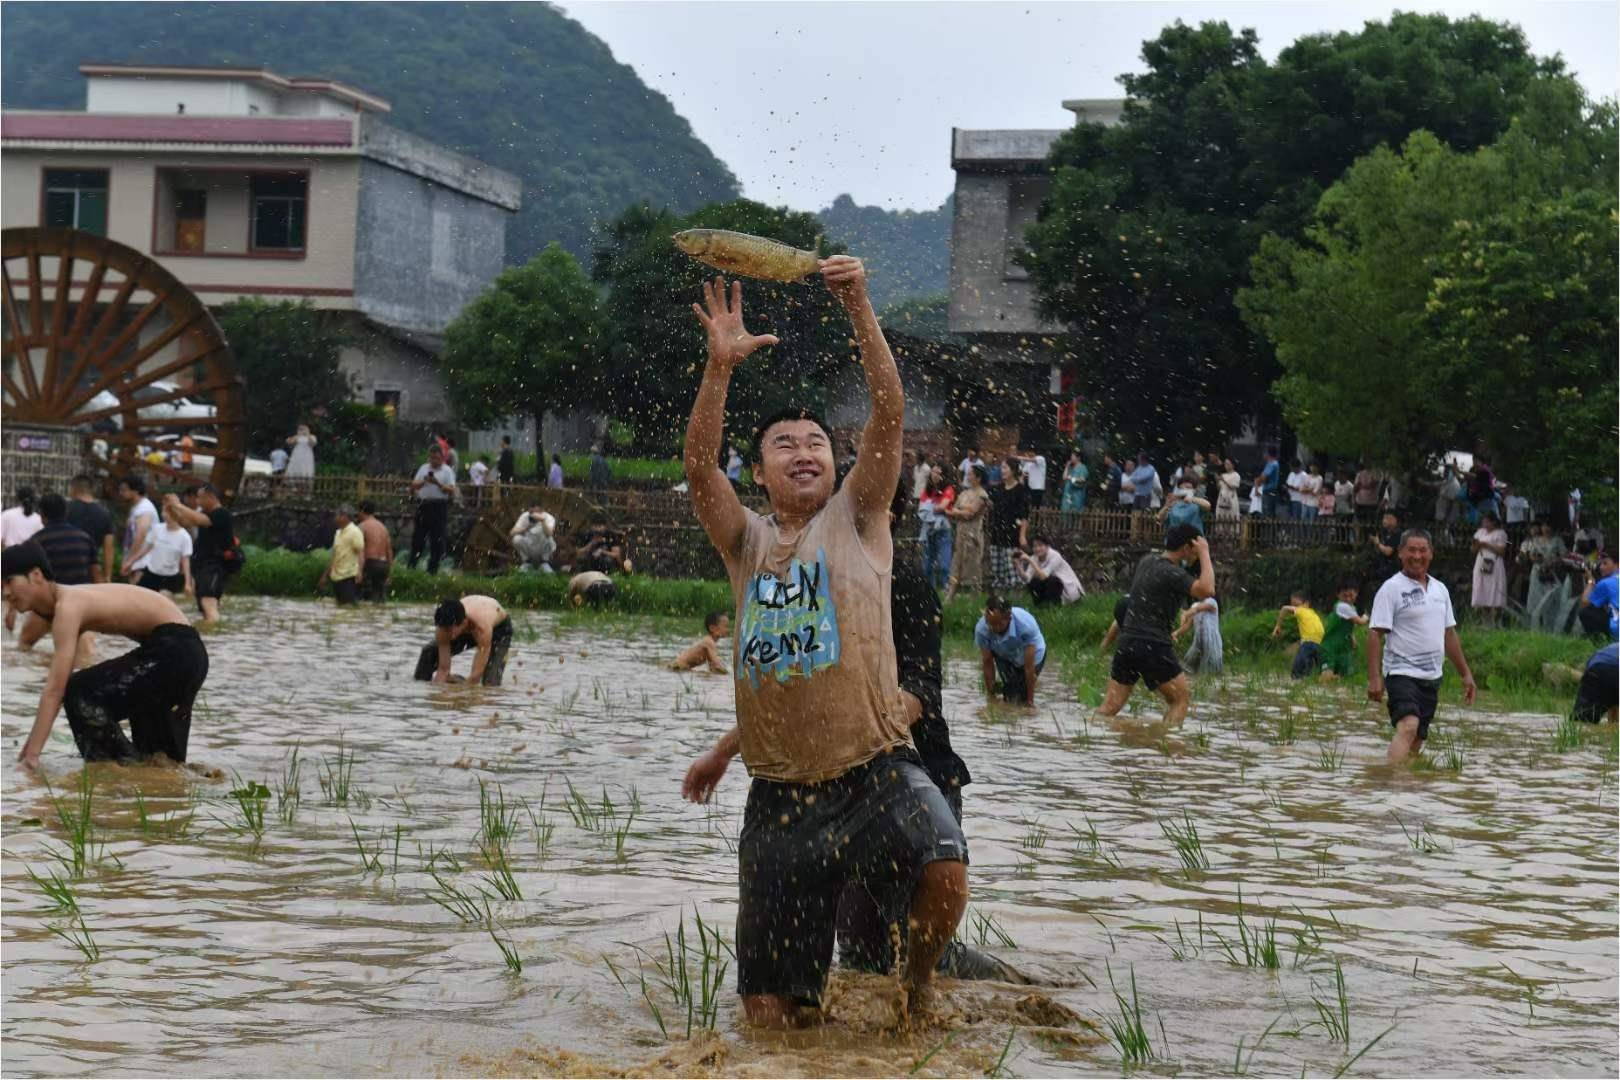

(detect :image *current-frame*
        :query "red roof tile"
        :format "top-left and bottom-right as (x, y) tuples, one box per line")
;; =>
(1, 113), (354, 146)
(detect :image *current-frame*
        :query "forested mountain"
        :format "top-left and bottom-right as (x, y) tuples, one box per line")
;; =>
(814, 194), (952, 310)
(0, 2), (741, 261)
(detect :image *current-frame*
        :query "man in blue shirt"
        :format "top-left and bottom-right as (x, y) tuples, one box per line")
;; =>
(1573, 642), (1618, 724)
(975, 595), (1046, 706)
(1579, 551), (1617, 639)
(1261, 447), (1281, 517)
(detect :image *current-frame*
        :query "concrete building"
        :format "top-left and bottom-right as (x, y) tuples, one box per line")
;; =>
(1, 63), (521, 434)
(946, 98), (1123, 453)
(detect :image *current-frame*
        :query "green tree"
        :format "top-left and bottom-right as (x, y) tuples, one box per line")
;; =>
(1239, 87), (1617, 505)
(215, 299), (351, 455)
(1020, 13), (1576, 453)
(592, 199), (849, 452)
(439, 243), (605, 436)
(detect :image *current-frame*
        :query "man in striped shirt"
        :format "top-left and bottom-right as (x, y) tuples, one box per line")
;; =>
(20, 493), (99, 664)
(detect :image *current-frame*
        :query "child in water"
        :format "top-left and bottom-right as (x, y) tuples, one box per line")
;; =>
(1273, 589), (1326, 679)
(670, 610), (730, 674)
(1173, 595), (1224, 675)
(1319, 578), (1369, 680)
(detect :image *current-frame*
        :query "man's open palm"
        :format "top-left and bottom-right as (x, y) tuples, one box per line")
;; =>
(692, 277), (779, 368)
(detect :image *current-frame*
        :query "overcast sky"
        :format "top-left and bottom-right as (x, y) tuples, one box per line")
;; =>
(561, 0), (1618, 212)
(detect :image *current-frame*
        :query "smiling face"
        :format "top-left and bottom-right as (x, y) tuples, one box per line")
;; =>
(753, 418), (834, 515)
(1400, 534), (1433, 578)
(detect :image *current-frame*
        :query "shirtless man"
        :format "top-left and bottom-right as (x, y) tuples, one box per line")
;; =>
(678, 260), (966, 1027)
(413, 594), (513, 686)
(4, 540), (209, 768)
(670, 610), (729, 674)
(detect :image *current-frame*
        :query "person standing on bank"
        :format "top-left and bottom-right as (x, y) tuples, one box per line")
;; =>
(496, 435), (516, 487)
(66, 475), (115, 584)
(357, 502), (393, 603)
(1018, 447), (1048, 509)
(1368, 529), (1477, 765)
(678, 260), (967, 1026)
(166, 485), (232, 625)
(408, 443), (457, 575)
(318, 505), (365, 606)
(285, 423), (317, 486)
(987, 460), (1030, 594)
(943, 463), (988, 603)
(1094, 524), (1216, 726)
(976, 594), (1046, 706)
(1060, 450), (1088, 514)
(4, 540), (209, 769)
(1471, 511), (1510, 627)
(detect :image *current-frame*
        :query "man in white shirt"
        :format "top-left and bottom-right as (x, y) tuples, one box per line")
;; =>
(408, 443), (458, 575)
(1285, 460), (1307, 520)
(1, 487), (43, 549)
(1367, 528), (1477, 765)
(1019, 450), (1048, 508)
(1015, 535), (1083, 606)
(509, 503), (557, 571)
(958, 448), (984, 489)
(117, 476), (159, 582)
(910, 451), (931, 501)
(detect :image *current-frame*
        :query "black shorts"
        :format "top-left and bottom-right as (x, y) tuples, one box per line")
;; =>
(837, 781), (962, 973)
(361, 558), (390, 602)
(1111, 636), (1183, 690)
(63, 624), (209, 763)
(193, 559), (226, 603)
(737, 748), (967, 1005)
(1573, 661), (1618, 723)
(137, 570), (185, 593)
(332, 577), (360, 606)
(1386, 674), (1441, 739)
(993, 654), (1046, 703)
(413, 617), (513, 686)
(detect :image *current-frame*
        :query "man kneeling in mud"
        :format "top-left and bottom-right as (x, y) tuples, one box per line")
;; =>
(414, 595), (512, 686)
(4, 540), (208, 769)
(680, 260), (968, 1027)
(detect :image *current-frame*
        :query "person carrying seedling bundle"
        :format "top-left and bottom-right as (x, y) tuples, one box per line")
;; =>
(414, 595), (512, 686)
(670, 610), (730, 674)
(4, 540), (209, 768)
(1320, 578), (1369, 680)
(675, 257), (967, 1026)
(1273, 590), (1327, 678)
(1093, 523), (1215, 726)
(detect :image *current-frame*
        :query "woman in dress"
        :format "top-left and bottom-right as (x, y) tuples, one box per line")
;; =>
(1471, 511), (1510, 626)
(285, 424), (317, 486)
(1521, 519), (1568, 629)
(1216, 458), (1243, 520)
(944, 463), (988, 603)
(918, 465), (956, 590)
(1060, 451), (1089, 513)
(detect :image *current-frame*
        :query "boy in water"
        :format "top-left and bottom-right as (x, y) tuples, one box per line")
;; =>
(670, 610), (730, 674)
(413, 595), (512, 686)
(1094, 523), (1215, 725)
(4, 540), (209, 767)
(678, 261), (967, 1026)
(1319, 579), (1369, 680)
(1273, 589), (1326, 678)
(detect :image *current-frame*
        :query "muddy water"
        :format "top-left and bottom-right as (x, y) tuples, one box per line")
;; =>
(2, 598), (1615, 1077)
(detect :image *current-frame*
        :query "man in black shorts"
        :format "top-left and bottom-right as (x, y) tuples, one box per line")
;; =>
(1367, 529), (1477, 764)
(1094, 523), (1214, 726)
(413, 595), (513, 686)
(4, 540), (208, 768)
(1573, 643), (1618, 724)
(168, 485), (233, 625)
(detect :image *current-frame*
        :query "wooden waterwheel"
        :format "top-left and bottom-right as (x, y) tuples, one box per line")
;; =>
(2, 227), (247, 498)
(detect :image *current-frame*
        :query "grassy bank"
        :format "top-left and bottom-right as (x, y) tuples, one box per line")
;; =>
(235, 548), (1598, 713)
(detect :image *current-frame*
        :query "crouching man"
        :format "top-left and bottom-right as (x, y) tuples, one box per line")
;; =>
(680, 260), (967, 1027)
(4, 540), (208, 768)
(414, 595), (513, 686)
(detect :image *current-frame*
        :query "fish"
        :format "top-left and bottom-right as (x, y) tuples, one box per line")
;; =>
(672, 229), (821, 282)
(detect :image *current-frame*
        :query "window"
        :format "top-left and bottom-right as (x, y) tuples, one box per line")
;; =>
(250, 173), (307, 251)
(43, 169), (109, 236)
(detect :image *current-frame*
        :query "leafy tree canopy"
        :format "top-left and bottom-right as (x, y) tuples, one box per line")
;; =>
(0, 2), (739, 261)
(1020, 12), (1579, 454)
(591, 199), (853, 453)
(1239, 81), (1617, 512)
(215, 299), (351, 456)
(439, 243), (605, 433)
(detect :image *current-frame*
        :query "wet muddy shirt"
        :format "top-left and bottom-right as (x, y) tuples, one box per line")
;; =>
(727, 485), (911, 783)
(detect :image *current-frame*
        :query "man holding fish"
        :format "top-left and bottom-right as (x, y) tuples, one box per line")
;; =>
(678, 234), (968, 1027)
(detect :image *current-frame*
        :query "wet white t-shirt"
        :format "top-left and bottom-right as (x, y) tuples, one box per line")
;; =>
(1369, 573), (1455, 680)
(0, 507), (42, 547)
(1022, 455), (1047, 491)
(145, 525), (194, 577)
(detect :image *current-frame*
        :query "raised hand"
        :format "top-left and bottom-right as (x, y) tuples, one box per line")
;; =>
(691, 277), (779, 369)
(819, 255), (868, 309)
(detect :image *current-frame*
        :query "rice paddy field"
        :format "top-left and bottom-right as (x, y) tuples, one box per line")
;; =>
(2, 598), (1616, 1077)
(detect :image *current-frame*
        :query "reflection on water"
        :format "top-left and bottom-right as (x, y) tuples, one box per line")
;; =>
(3, 598), (1616, 1077)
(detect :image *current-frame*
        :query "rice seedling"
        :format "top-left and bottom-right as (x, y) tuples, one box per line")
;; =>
(1315, 740), (1345, 772)
(1551, 713), (1585, 753)
(1160, 810), (1209, 871)
(967, 907), (1018, 950)
(481, 846), (522, 901)
(1018, 818), (1049, 851)
(425, 867), (486, 923)
(1308, 957), (1353, 1042)
(485, 903), (523, 975)
(561, 776), (604, 830)
(1390, 812), (1451, 854)
(26, 865), (79, 914)
(1208, 890), (1280, 970)
(349, 817), (386, 875)
(520, 795), (555, 856)
(910, 1033), (953, 1075)
(226, 778), (271, 843)
(1232, 1014), (1285, 1076)
(1157, 914), (1206, 961)
(1100, 963), (1160, 1066)
(477, 778), (522, 850)
(1261, 782), (1285, 812)
(42, 771), (102, 880)
(1066, 817), (1123, 868)
(277, 744), (302, 824)
(1331, 1022), (1398, 1078)
(319, 736), (358, 807)
(1275, 711), (1298, 745)
(1499, 962), (1541, 1019)
(46, 911), (100, 962)
(133, 790), (152, 834)
(985, 1030), (1018, 1078)
(611, 804), (636, 860)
